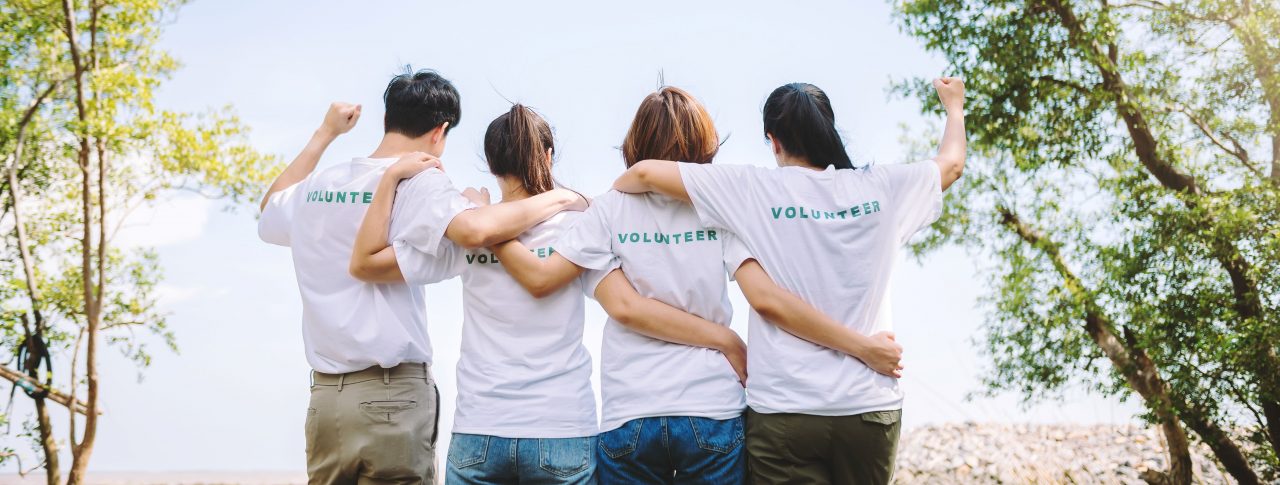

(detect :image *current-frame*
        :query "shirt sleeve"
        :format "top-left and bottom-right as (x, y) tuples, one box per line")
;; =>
(257, 181), (305, 247)
(577, 259), (623, 301)
(677, 163), (763, 233)
(556, 192), (618, 273)
(720, 231), (755, 282)
(389, 168), (475, 257)
(882, 160), (943, 244)
(393, 239), (467, 285)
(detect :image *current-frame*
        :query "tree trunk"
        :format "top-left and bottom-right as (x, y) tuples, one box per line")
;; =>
(32, 398), (60, 485)
(999, 208), (1196, 485)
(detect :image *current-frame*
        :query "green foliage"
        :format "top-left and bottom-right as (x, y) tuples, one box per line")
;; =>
(0, 0), (279, 475)
(894, 0), (1279, 479)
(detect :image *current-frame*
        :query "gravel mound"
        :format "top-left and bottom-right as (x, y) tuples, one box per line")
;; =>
(894, 423), (1230, 484)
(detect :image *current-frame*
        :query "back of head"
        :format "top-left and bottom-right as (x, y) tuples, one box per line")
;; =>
(762, 83), (854, 170)
(621, 86), (720, 167)
(383, 68), (461, 137)
(484, 104), (556, 196)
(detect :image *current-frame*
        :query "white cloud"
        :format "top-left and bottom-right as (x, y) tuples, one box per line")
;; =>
(114, 195), (212, 249)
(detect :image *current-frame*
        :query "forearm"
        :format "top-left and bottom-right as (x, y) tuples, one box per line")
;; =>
(597, 270), (736, 352)
(736, 260), (871, 358)
(935, 110), (966, 191)
(756, 289), (875, 359)
(490, 244), (581, 297)
(613, 160), (690, 202)
(260, 128), (337, 210)
(447, 190), (575, 248)
(352, 175), (399, 267)
(623, 299), (737, 351)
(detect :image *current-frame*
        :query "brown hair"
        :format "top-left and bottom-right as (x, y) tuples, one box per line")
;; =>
(621, 87), (719, 167)
(484, 104), (556, 195)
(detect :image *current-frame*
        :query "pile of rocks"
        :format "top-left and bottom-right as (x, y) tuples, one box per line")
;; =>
(894, 423), (1229, 484)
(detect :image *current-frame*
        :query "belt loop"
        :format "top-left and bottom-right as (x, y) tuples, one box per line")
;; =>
(309, 370), (315, 387)
(383, 368), (390, 385)
(338, 373), (345, 392)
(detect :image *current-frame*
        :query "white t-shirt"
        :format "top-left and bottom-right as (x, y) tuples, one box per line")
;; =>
(393, 208), (598, 439)
(556, 191), (747, 432)
(258, 159), (469, 374)
(679, 160), (943, 416)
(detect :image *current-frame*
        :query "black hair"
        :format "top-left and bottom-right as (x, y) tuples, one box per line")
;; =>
(383, 68), (461, 138)
(484, 104), (556, 196)
(762, 83), (855, 170)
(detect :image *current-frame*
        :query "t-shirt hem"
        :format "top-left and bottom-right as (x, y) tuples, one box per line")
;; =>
(746, 402), (903, 417)
(451, 425), (600, 439)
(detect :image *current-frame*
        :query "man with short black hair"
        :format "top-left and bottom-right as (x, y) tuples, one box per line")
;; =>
(259, 68), (584, 483)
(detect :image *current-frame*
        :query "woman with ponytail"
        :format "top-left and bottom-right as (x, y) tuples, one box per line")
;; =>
(352, 105), (603, 484)
(486, 87), (905, 484)
(611, 78), (968, 484)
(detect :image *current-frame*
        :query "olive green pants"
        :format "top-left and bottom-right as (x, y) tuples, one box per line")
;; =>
(745, 408), (901, 485)
(306, 363), (439, 485)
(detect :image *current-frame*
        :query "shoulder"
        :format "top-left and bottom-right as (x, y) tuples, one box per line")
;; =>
(400, 168), (454, 192)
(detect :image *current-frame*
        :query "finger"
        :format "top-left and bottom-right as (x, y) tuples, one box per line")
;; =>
(885, 332), (896, 340)
(480, 187), (490, 198)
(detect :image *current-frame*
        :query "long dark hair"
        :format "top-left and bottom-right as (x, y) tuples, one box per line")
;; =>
(762, 83), (854, 170)
(621, 86), (719, 167)
(484, 104), (556, 195)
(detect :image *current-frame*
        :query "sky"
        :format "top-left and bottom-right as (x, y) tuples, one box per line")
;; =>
(3, 0), (1142, 473)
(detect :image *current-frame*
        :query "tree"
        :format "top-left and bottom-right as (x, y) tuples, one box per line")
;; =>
(893, 0), (1279, 483)
(0, 0), (277, 482)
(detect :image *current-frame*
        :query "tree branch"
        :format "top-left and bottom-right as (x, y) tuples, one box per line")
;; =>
(0, 365), (95, 416)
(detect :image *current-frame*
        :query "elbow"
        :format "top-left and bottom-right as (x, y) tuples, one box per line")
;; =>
(749, 293), (785, 323)
(950, 156), (966, 181)
(348, 257), (378, 282)
(606, 296), (641, 327)
(527, 280), (556, 299)
(451, 218), (494, 249)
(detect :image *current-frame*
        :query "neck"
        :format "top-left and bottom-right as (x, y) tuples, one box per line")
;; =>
(777, 152), (822, 171)
(369, 132), (439, 159)
(497, 176), (532, 202)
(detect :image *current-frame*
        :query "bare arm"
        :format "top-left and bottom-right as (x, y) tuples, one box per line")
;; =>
(490, 241), (584, 298)
(350, 153), (442, 283)
(259, 102), (361, 211)
(611, 160), (690, 202)
(932, 77), (966, 191)
(734, 260), (903, 377)
(594, 269), (748, 384)
(444, 189), (586, 249)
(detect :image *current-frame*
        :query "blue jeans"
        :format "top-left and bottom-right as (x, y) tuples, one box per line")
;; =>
(446, 433), (597, 484)
(597, 415), (745, 484)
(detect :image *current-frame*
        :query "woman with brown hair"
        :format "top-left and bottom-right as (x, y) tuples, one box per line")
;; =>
(491, 87), (904, 484)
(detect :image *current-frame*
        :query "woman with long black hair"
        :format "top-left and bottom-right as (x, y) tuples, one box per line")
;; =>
(611, 78), (967, 484)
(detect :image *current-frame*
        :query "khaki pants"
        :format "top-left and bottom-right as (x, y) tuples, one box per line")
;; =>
(307, 363), (439, 485)
(745, 408), (901, 485)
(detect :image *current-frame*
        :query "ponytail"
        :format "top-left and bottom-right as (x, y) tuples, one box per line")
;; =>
(762, 83), (855, 170)
(484, 104), (556, 195)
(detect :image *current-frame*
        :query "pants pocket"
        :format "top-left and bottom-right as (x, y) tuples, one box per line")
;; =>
(359, 400), (419, 424)
(304, 407), (318, 454)
(598, 419), (643, 459)
(689, 416), (745, 455)
(860, 409), (901, 426)
(448, 433), (491, 469)
(538, 436), (594, 478)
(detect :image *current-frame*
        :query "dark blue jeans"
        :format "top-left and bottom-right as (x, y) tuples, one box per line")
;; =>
(596, 415), (745, 484)
(446, 433), (597, 484)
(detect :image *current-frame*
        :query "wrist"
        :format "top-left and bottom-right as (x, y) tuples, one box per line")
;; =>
(314, 127), (340, 143)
